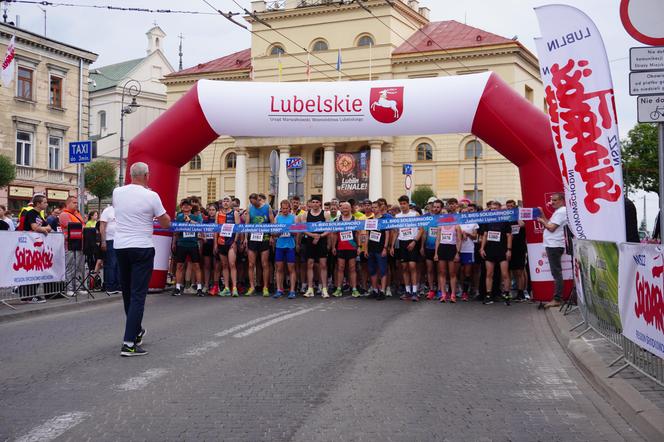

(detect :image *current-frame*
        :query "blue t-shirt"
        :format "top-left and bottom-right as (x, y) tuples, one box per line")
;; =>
(249, 203), (271, 241)
(425, 225), (439, 250)
(275, 213), (296, 249)
(176, 212), (203, 247)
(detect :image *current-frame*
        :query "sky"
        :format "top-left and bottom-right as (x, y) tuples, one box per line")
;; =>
(2, 0), (660, 231)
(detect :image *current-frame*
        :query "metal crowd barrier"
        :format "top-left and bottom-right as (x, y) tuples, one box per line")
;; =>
(0, 282), (67, 310)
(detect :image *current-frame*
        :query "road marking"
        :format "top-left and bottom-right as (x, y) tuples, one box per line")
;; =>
(115, 368), (168, 391)
(214, 310), (293, 337)
(179, 341), (220, 358)
(15, 412), (90, 442)
(233, 307), (318, 338)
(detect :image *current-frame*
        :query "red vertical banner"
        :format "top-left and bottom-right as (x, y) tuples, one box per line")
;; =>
(335, 151), (370, 201)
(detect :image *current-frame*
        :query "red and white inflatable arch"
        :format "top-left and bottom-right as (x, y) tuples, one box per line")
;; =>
(128, 72), (564, 299)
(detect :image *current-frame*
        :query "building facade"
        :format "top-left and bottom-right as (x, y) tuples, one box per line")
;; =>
(163, 0), (545, 207)
(0, 22), (97, 211)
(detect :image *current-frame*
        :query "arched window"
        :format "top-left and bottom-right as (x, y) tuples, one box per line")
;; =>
(312, 147), (323, 165)
(225, 152), (237, 169)
(464, 140), (483, 160)
(98, 111), (106, 131)
(189, 155), (202, 170)
(311, 39), (329, 52)
(416, 143), (433, 161)
(357, 35), (374, 47)
(270, 45), (285, 56)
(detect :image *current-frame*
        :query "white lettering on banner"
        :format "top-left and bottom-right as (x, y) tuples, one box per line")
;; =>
(0, 232), (66, 287)
(369, 231), (381, 242)
(340, 231), (353, 242)
(250, 232), (264, 242)
(487, 231), (501, 242)
(527, 243), (574, 283)
(534, 5), (626, 243)
(618, 243), (664, 359)
(196, 74), (490, 138)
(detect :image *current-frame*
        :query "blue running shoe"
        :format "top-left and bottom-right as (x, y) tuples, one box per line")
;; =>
(273, 290), (284, 299)
(287, 291), (296, 299)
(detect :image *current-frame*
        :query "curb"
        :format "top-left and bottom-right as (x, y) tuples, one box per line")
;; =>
(546, 308), (664, 442)
(0, 294), (123, 324)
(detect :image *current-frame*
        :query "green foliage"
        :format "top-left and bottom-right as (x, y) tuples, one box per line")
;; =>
(0, 154), (16, 189)
(411, 185), (435, 208)
(622, 123), (658, 194)
(85, 160), (117, 202)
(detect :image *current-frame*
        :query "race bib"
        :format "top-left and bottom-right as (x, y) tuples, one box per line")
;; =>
(340, 231), (353, 242)
(220, 224), (234, 238)
(487, 231), (501, 242)
(182, 232), (196, 238)
(400, 228), (413, 238)
(440, 231), (454, 243)
(204, 232), (215, 240)
(364, 219), (378, 231)
(428, 228), (439, 238)
(369, 231), (382, 242)
(511, 225), (521, 235)
(250, 232), (264, 242)
(280, 232), (291, 238)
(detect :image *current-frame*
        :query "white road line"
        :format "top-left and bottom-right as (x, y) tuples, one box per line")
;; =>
(179, 341), (220, 358)
(115, 368), (168, 391)
(15, 411), (90, 442)
(233, 307), (318, 338)
(214, 310), (294, 337)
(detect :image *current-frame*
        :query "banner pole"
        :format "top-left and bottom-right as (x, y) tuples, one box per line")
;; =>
(659, 122), (664, 243)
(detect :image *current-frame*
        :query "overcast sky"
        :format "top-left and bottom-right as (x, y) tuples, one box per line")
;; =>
(3, 0), (660, 231)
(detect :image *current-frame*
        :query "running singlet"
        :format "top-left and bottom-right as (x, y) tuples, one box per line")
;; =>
(306, 210), (325, 238)
(248, 204), (270, 242)
(439, 225), (457, 245)
(176, 213), (203, 247)
(396, 211), (418, 241)
(336, 216), (358, 250)
(216, 209), (236, 246)
(368, 213), (393, 254)
(425, 226), (439, 250)
(460, 223), (479, 253)
(275, 213), (296, 249)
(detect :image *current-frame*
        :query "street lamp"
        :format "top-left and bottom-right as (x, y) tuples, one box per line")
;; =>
(119, 79), (141, 185)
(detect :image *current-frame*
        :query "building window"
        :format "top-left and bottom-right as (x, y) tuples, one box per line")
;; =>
(207, 177), (217, 203)
(311, 39), (328, 52)
(464, 190), (484, 206)
(189, 155), (202, 170)
(357, 35), (374, 47)
(98, 111), (106, 132)
(16, 131), (33, 166)
(225, 152), (237, 169)
(17, 67), (33, 100)
(464, 140), (483, 160)
(48, 136), (62, 170)
(270, 45), (285, 56)
(50, 76), (63, 107)
(312, 148), (323, 165)
(525, 85), (534, 103)
(416, 143), (433, 161)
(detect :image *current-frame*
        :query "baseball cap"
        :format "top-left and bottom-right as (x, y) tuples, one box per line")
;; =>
(427, 196), (437, 204)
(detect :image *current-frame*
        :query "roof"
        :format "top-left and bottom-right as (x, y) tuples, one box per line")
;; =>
(0, 22), (98, 62)
(393, 20), (514, 55)
(165, 48), (251, 78)
(89, 57), (145, 92)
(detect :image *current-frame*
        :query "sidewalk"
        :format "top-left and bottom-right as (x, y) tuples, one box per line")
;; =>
(0, 292), (123, 324)
(547, 306), (664, 442)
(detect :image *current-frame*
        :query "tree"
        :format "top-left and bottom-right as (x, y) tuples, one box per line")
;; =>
(411, 185), (435, 209)
(622, 123), (658, 194)
(85, 160), (117, 210)
(0, 153), (16, 189)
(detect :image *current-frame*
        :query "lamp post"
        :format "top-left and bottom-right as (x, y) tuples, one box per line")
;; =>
(119, 79), (141, 185)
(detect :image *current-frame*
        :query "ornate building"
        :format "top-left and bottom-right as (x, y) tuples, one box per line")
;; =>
(162, 0), (544, 207)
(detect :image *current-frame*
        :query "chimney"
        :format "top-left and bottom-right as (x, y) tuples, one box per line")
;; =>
(418, 7), (430, 20)
(251, 1), (266, 13)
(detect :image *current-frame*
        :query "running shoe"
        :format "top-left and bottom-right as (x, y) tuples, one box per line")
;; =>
(461, 292), (469, 302)
(121, 344), (148, 357)
(287, 291), (297, 299)
(450, 293), (457, 303)
(304, 287), (315, 298)
(231, 288), (239, 297)
(321, 288), (330, 299)
(385, 287), (393, 297)
(411, 295), (419, 302)
(483, 296), (494, 305)
(172, 288), (182, 296)
(197, 289), (205, 297)
(209, 285), (220, 296)
(262, 287), (271, 297)
(220, 287), (231, 297)
(503, 293), (512, 306)
(245, 287), (256, 296)
(435, 290), (442, 300)
(426, 290), (436, 300)
(135, 328), (146, 346)
(29, 296), (46, 304)
(376, 291), (386, 301)
(332, 288), (343, 297)
(351, 288), (361, 298)
(400, 293), (411, 301)
(273, 290), (284, 299)
(440, 292), (448, 303)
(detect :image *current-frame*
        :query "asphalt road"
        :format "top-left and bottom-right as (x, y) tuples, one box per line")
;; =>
(0, 294), (645, 441)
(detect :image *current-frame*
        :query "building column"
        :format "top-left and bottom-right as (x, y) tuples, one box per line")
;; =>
(322, 142), (336, 202)
(234, 147), (248, 208)
(369, 140), (383, 201)
(382, 143), (394, 201)
(278, 145), (291, 203)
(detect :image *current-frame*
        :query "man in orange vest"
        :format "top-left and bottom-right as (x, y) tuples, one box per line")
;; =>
(58, 196), (86, 296)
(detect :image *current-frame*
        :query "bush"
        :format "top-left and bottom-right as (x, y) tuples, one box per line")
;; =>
(0, 154), (16, 189)
(411, 185), (435, 208)
(85, 160), (117, 205)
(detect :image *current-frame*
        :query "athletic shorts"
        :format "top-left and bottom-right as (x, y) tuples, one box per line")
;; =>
(175, 246), (200, 264)
(202, 240), (214, 257)
(248, 240), (270, 253)
(398, 240), (419, 263)
(437, 244), (457, 262)
(337, 249), (357, 261)
(460, 251), (475, 265)
(275, 247), (296, 264)
(485, 251), (507, 264)
(509, 249), (526, 269)
(306, 239), (328, 261)
(367, 251), (388, 277)
(217, 244), (233, 257)
(424, 248), (436, 261)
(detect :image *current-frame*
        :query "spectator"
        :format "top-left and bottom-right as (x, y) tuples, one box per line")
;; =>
(537, 193), (567, 308)
(20, 195), (52, 303)
(46, 205), (62, 232)
(86, 210), (99, 228)
(100, 204), (121, 295)
(0, 205), (12, 231)
(58, 196), (85, 297)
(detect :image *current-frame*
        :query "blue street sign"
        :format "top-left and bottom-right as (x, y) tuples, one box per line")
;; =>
(286, 157), (304, 170)
(69, 141), (92, 164)
(402, 163), (412, 175)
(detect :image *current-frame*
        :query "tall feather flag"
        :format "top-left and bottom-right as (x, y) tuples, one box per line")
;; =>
(1, 34), (16, 88)
(336, 48), (342, 81)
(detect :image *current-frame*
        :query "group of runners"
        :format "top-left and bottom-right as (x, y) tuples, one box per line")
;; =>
(169, 193), (529, 305)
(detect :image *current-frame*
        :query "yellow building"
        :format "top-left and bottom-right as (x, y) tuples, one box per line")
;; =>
(0, 22), (97, 211)
(163, 0), (544, 207)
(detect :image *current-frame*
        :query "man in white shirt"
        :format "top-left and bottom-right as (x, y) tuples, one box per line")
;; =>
(390, 195), (423, 301)
(537, 192), (568, 308)
(99, 205), (120, 295)
(113, 162), (171, 357)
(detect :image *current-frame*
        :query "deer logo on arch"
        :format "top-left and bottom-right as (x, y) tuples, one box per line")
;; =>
(369, 87), (404, 124)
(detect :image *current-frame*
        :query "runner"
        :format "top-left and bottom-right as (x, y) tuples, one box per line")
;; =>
(201, 203), (217, 294)
(327, 199), (340, 289)
(367, 200), (392, 301)
(479, 201), (513, 305)
(300, 197), (330, 298)
(172, 199), (204, 297)
(273, 200), (297, 299)
(391, 195), (423, 302)
(422, 199), (443, 300)
(506, 199), (528, 301)
(331, 201), (365, 298)
(213, 196), (241, 297)
(458, 205), (480, 302)
(434, 209), (463, 303)
(244, 193), (275, 297)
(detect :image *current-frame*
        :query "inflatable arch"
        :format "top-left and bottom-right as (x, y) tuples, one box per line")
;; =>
(127, 72), (564, 299)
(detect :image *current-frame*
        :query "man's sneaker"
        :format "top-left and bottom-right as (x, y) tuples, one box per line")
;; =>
(287, 291), (297, 299)
(245, 287), (256, 296)
(351, 288), (361, 298)
(544, 299), (561, 308)
(321, 288), (330, 299)
(262, 287), (271, 297)
(197, 289), (205, 297)
(29, 296), (46, 304)
(461, 292), (469, 302)
(304, 287), (315, 298)
(385, 287), (393, 297)
(435, 290), (442, 300)
(426, 290), (436, 300)
(220, 287), (230, 297)
(121, 344), (148, 357)
(209, 285), (220, 296)
(332, 288), (343, 297)
(106, 290), (122, 295)
(450, 293), (457, 303)
(503, 293), (512, 306)
(376, 290), (386, 301)
(172, 288), (182, 296)
(273, 290), (284, 299)
(411, 295), (419, 302)
(231, 288), (239, 297)
(367, 289), (377, 299)
(135, 328), (146, 346)
(483, 296), (494, 305)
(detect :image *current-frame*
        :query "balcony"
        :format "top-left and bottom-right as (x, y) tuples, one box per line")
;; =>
(15, 165), (77, 185)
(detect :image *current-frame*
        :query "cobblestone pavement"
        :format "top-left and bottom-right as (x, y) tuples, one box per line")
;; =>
(0, 295), (646, 441)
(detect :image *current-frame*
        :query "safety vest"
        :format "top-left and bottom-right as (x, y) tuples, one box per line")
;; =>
(62, 209), (84, 237)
